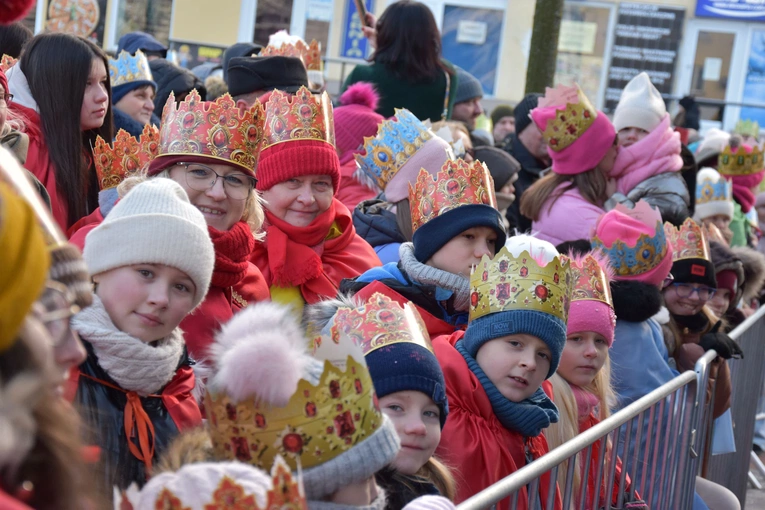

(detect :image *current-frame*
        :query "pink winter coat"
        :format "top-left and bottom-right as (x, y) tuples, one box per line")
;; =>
(532, 183), (604, 245)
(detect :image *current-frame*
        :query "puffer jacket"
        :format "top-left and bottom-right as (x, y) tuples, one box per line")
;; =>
(605, 171), (690, 226)
(352, 198), (407, 264)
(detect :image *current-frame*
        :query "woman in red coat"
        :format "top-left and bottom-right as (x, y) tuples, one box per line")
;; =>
(8, 33), (113, 231)
(251, 86), (381, 312)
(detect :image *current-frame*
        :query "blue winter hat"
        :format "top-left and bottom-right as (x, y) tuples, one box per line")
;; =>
(112, 81), (156, 104)
(117, 31), (167, 57)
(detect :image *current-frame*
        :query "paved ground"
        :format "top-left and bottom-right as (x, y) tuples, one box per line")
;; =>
(745, 455), (765, 508)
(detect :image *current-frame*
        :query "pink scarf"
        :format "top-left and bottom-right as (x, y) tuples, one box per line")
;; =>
(571, 385), (600, 423)
(611, 114), (683, 195)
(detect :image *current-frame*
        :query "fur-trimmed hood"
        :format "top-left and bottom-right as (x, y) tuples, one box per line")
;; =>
(612, 280), (663, 323)
(732, 246), (765, 303)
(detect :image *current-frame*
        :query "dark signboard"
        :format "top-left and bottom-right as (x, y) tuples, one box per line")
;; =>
(604, 3), (685, 113)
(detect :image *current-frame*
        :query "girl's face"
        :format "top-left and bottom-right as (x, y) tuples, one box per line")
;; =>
(663, 283), (711, 316)
(94, 264), (196, 343)
(596, 137), (619, 175)
(115, 85), (155, 125)
(379, 390), (441, 475)
(427, 226), (497, 277)
(475, 333), (551, 402)
(557, 331), (608, 389)
(702, 215), (731, 232)
(80, 58), (109, 131)
(708, 288), (731, 318)
(168, 163), (248, 231)
(617, 127), (649, 148)
(261, 175), (334, 227)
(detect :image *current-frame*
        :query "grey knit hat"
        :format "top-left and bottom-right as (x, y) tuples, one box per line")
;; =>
(454, 66), (483, 104)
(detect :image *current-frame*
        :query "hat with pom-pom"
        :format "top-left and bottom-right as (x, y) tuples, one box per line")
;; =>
(204, 301), (399, 501)
(564, 253), (616, 346)
(334, 82), (385, 161)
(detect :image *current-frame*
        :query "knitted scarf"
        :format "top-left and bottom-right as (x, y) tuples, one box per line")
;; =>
(208, 221), (254, 288)
(455, 340), (559, 437)
(71, 295), (184, 396)
(399, 242), (471, 312)
(727, 172), (764, 213)
(571, 384), (600, 422)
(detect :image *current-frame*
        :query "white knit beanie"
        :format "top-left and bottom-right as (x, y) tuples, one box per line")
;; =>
(613, 72), (666, 133)
(83, 179), (214, 308)
(694, 167), (734, 222)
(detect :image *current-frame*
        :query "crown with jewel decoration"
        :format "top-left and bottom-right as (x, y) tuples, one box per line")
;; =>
(696, 171), (732, 205)
(262, 86), (335, 150)
(563, 254), (613, 307)
(535, 83), (598, 152)
(355, 109), (434, 190)
(735, 119), (760, 139)
(591, 201), (669, 278)
(93, 125), (159, 190)
(157, 89), (265, 175)
(260, 39), (322, 71)
(664, 218), (711, 262)
(409, 159), (497, 233)
(469, 245), (572, 323)
(205, 314), (383, 473)
(108, 50), (154, 89)
(0, 54), (16, 72)
(718, 144), (764, 176)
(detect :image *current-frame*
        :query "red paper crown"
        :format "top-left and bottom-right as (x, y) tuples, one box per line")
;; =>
(158, 89), (265, 176)
(260, 39), (322, 71)
(93, 125), (159, 190)
(564, 254), (613, 307)
(262, 86), (335, 150)
(408, 159), (497, 233)
(0, 54), (17, 72)
(664, 218), (711, 262)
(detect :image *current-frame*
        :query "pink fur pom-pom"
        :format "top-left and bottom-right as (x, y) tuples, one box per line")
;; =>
(208, 302), (311, 406)
(340, 82), (379, 111)
(0, 0), (34, 23)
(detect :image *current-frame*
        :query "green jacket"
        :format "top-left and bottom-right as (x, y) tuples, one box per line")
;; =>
(729, 201), (750, 247)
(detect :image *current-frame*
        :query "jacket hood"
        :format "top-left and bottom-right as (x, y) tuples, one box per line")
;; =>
(352, 199), (406, 248)
(731, 246), (765, 303)
(612, 280), (663, 322)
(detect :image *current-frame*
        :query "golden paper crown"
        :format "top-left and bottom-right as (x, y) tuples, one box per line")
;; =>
(262, 86), (335, 150)
(409, 159), (497, 233)
(537, 84), (597, 152)
(718, 144), (764, 176)
(469, 246), (572, 323)
(735, 119), (760, 139)
(332, 292), (432, 356)
(260, 39), (322, 71)
(93, 125), (159, 190)
(0, 54), (17, 73)
(664, 218), (711, 262)
(206, 326), (383, 473)
(563, 254), (613, 307)
(158, 89), (265, 175)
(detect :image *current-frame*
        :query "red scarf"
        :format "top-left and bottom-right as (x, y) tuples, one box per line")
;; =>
(209, 222), (255, 288)
(251, 198), (380, 304)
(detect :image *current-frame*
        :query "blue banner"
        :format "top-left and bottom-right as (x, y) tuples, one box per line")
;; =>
(696, 0), (765, 21)
(341, 0), (374, 60)
(740, 31), (765, 127)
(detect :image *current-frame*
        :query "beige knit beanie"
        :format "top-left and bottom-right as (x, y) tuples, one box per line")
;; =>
(83, 179), (214, 307)
(613, 72), (666, 133)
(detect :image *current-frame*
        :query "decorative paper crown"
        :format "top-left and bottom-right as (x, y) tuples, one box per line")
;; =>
(108, 50), (153, 88)
(696, 173), (733, 205)
(735, 119), (760, 139)
(537, 83), (598, 152)
(116, 456), (307, 510)
(469, 246), (572, 323)
(262, 86), (335, 150)
(564, 254), (613, 307)
(664, 218), (711, 262)
(93, 125), (159, 190)
(718, 144), (764, 176)
(409, 159), (497, 233)
(0, 54), (17, 72)
(260, 39), (322, 71)
(206, 317), (383, 473)
(355, 109), (434, 190)
(591, 202), (669, 278)
(331, 292), (432, 357)
(159, 89), (265, 174)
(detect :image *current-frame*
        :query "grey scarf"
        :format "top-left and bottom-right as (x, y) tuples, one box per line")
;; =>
(399, 242), (471, 311)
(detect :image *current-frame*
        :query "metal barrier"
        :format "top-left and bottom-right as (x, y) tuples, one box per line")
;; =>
(456, 350), (717, 510)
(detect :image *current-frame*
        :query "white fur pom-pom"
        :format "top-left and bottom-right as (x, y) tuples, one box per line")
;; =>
(208, 302), (311, 406)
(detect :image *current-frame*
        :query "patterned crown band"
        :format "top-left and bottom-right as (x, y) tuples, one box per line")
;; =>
(664, 218), (711, 262)
(562, 254), (613, 307)
(109, 50), (153, 89)
(158, 89), (265, 175)
(696, 177), (732, 205)
(355, 109), (434, 190)
(260, 39), (322, 71)
(331, 293), (432, 356)
(591, 220), (668, 278)
(537, 84), (598, 152)
(409, 159), (497, 233)
(469, 246), (572, 323)
(262, 86), (335, 150)
(93, 125), (159, 190)
(718, 144), (764, 176)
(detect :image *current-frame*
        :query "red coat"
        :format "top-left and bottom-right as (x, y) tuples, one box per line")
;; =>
(68, 206), (104, 249)
(336, 158), (377, 212)
(433, 332), (562, 510)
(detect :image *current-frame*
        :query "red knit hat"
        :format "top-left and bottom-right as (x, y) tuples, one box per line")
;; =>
(256, 139), (340, 192)
(334, 83), (384, 161)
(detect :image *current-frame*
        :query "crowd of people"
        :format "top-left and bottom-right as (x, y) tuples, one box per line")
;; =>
(2, 0), (765, 509)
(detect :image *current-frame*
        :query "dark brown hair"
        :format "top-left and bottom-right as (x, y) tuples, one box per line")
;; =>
(520, 168), (607, 221)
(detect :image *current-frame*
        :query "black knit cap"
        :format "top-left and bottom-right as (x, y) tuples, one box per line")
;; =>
(671, 258), (717, 289)
(227, 56), (309, 97)
(514, 93), (542, 135)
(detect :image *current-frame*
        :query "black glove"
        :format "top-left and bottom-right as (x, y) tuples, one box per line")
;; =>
(699, 321), (744, 360)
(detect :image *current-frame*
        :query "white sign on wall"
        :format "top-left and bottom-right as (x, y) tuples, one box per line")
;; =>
(456, 20), (488, 45)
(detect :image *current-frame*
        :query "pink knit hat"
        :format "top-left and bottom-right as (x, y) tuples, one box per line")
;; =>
(565, 254), (616, 346)
(334, 83), (385, 163)
(530, 84), (615, 175)
(591, 201), (673, 287)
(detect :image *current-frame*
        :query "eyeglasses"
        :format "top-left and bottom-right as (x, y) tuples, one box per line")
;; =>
(671, 282), (716, 300)
(177, 163), (256, 201)
(34, 282), (81, 348)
